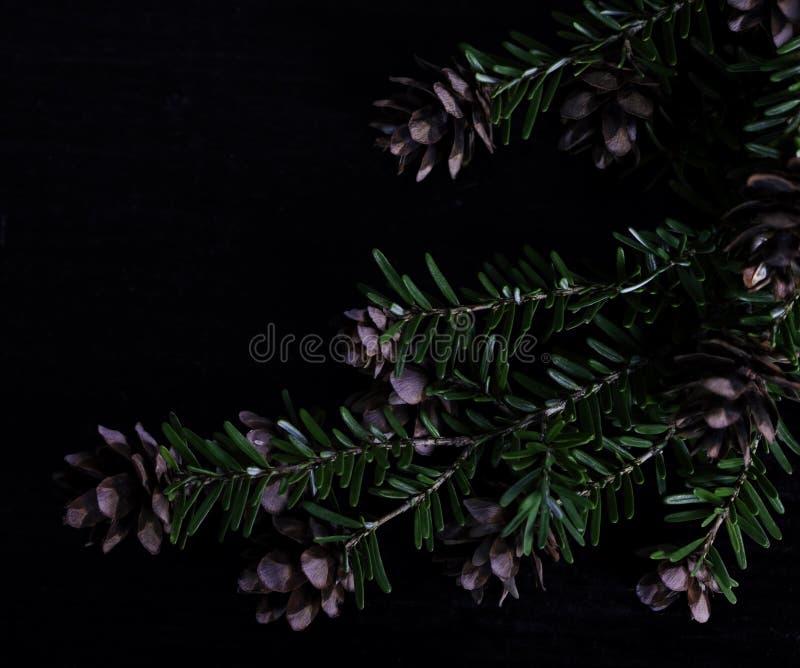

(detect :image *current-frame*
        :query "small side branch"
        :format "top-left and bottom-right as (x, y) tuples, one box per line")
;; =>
(488, 1), (697, 94)
(697, 438), (761, 566)
(577, 429), (675, 497)
(398, 260), (690, 323)
(344, 440), (482, 553)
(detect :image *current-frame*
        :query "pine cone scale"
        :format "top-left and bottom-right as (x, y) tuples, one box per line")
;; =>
(96, 473), (137, 520)
(137, 504), (163, 555)
(65, 490), (105, 529)
(780, 0), (800, 21)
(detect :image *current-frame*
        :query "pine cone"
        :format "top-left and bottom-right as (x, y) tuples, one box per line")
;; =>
(61, 424), (173, 554)
(558, 67), (656, 169)
(440, 498), (556, 606)
(725, 162), (800, 300)
(239, 410), (279, 459)
(673, 335), (799, 460)
(637, 554), (720, 623)
(371, 57), (494, 181)
(339, 307), (398, 377)
(238, 516), (354, 631)
(727, 0), (800, 48)
(239, 410), (290, 514)
(348, 365), (459, 455)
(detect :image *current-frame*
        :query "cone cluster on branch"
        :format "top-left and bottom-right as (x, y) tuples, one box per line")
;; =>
(340, 306), (459, 450)
(371, 57), (494, 181)
(727, 0), (800, 47)
(239, 410), (352, 630)
(725, 161), (800, 300)
(636, 554), (720, 623)
(439, 498), (556, 606)
(558, 67), (656, 169)
(349, 366), (458, 454)
(673, 335), (799, 460)
(61, 424), (173, 554)
(238, 515), (354, 631)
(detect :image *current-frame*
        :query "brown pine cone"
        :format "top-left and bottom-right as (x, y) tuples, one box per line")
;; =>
(440, 498), (557, 606)
(339, 306), (398, 377)
(61, 424), (173, 554)
(637, 554), (720, 623)
(727, 0), (800, 48)
(239, 410), (291, 514)
(347, 364), (459, 455)
(673, 335), (799, 460)
(725, 162), (800, 300)
(238, 516), (354, 631)
(558, 67), (656, 169)
(239, 410), (279, 459)
(371, 57), (494, 181)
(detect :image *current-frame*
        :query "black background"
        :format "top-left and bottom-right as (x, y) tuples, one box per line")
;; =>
(3, 2), (798, 665)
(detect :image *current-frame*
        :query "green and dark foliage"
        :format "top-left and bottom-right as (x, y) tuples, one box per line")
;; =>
(62, 1), (800, 629)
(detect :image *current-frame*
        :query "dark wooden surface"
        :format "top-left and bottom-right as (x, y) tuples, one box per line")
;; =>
(2, 2), (799, 665)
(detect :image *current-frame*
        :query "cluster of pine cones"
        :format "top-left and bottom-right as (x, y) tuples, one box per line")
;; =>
(238, 411), (354, 630)
(371, 59), (656, 177)
(60, 7), (800, 630)
(371, 4), (800, 180)
(339, 306), (454, 452)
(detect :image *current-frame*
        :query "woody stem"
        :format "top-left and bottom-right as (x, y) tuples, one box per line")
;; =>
(344, 440), (483, 553)
(697, 437), (761, 566)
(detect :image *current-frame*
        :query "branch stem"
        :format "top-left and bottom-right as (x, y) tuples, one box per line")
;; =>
(492, 1), (697, 94)
(697, 438), (761, 566)
(398, 260), (690, 322)
(343, 360), (647, 551)
(577, 428), (675, 497)
(169, 360), (648, 501)
(344, 440), (482, 553)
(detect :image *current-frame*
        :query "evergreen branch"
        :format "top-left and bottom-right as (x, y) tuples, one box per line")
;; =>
(169, 360), (647, 493)
(460, 0), (709, 147)
(395, 257), (692, 322)
(471, 1), (698, 95)
(577, 427), (675, 496)
(656, 432), (788, 607)
(362, 222), (711, 382)
(166, 435), (478, 492)
(530, 358), (648, 421)
(160, 353), (651, 551)
(344, 440), (482, 553)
